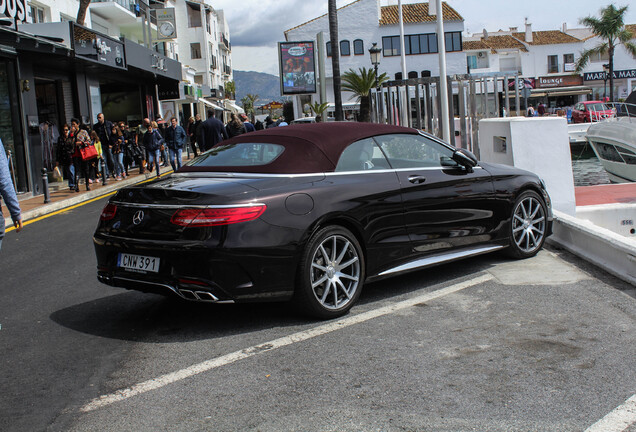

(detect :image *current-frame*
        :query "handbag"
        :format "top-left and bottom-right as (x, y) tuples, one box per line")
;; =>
(79, 144), (98, 161)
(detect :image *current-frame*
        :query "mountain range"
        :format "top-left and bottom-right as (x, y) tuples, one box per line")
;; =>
(233, 70), (290, 106)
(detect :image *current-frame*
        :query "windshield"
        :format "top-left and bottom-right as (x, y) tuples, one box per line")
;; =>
(187, 143), (285, 167)
(587, 103), (609, 111)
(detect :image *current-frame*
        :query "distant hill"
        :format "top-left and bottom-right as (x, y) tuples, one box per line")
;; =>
(234, 70), (290, 106)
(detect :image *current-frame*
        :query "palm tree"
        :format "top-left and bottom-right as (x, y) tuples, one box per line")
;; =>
(309, 102), (329, 120)
(241, 93), (259, 121)
(575, 5), (636, 102)
(341, 68), (388, 122)
(328, 0), (344, 121)
(76, 0), (91, 26)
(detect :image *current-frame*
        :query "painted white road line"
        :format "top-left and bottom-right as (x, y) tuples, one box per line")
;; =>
(80, 273), (493, 412)
(585, 393), (636, 432)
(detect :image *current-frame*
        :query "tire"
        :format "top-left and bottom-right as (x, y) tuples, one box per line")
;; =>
(294, 226), (365, 319)
(507, 190), (547, 259)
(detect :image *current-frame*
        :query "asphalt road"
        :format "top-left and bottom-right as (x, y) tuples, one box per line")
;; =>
(1, 197), (635, 432)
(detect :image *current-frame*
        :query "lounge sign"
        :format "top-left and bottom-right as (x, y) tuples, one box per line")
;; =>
(584, 69), (636, 81)
(537, 75), (583, 88)
(1, 0), (31, 22)
(73, 24), (126, 70)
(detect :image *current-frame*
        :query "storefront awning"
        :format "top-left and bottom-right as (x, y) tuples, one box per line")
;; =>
(225, 101), (244, 114)
(199, 99), (224, 111)
(530, 86), (592, 98)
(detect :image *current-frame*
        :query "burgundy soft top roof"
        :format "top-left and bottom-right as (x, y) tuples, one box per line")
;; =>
(180, 122), (418, 174)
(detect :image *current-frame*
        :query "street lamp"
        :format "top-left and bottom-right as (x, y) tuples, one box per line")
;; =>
(368, 42), (381, 90)
(602, 63), (610, 101)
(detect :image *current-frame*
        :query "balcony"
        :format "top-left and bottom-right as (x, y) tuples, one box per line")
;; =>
(219, 33), (231, 51)
(89, 0), (139, 24)
(223, 64), (231, 76)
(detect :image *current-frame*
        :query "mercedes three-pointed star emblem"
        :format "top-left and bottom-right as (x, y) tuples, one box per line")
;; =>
(132, 210), (145, 225)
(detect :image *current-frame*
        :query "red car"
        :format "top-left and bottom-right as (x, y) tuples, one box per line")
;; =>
(571, 101), (615, 123)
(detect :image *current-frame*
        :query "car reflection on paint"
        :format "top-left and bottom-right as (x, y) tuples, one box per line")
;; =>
(94, 122), (552, 319)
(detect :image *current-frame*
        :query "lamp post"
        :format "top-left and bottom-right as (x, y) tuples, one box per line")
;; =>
(369, 42), (381, 90)
(602, 63), (610, 102)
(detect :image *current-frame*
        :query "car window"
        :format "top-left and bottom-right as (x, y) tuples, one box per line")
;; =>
(372, 133), (454, 169)
(335, 138), (390, 172)
(188, 143), (285, 167)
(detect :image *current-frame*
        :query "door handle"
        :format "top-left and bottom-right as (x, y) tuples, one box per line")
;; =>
(408, 175), (426, 184)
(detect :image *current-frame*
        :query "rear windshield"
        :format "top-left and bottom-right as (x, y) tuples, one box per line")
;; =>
(187, 143), (285, 167)
(587, 103), (609, 111)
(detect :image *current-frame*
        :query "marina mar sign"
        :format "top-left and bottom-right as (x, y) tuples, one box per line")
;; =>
(584, 69), (636, 81)
(1, 0), (32, 23)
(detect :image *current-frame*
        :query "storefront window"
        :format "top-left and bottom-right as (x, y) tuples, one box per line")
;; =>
(0, 60), (27, 193)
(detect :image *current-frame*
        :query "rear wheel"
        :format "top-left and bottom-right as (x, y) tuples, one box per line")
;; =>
(294, 226), (364, 319)
(507, 190), (547, 259)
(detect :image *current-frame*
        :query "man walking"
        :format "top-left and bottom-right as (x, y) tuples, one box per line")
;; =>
(199, 111), (228, 152)
(94, 113), (114, 178)
(0, 138), (22, 251)
(165, 117), (187, 172)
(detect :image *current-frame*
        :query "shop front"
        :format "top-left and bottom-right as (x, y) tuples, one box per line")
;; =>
(584, 68), (636, 101)
(531, 75), (591, 113)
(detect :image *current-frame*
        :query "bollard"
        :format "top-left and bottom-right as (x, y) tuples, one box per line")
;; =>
(101, 158), (107, 186)
(41, 168), (50, 204)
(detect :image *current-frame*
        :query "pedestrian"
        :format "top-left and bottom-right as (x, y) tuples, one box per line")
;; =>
(90, 131), (105, 185)
(265, 116), (276, 129)
(194, 113), (203, 153)
(119, 122), (134, 176)
(240, 114), (255, 133)
(136, 118), (150, 173)
(199, 110), (228, 152)
(156, 116), (169, 167)
(538, 102), (546, 116)
(0, 138), (23, 250)
(142, 121), (165, 179)
(226, 113), (246, 138)
(109, 124), (125, 180)
(277, 116), (288, 127)
(187, 116), (199, 157)
(526, 105), (535, 117)
(93, 113), (114, 179)
(55, 123), (75, 191)
(69, 118), (91, 192)
(165, 116), (187, 172)
(255, 119), (264, 130)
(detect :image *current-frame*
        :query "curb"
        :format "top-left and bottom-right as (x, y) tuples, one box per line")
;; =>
(20, 170), (172, 222)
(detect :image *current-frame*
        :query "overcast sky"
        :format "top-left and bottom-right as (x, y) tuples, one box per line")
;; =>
(210, 0), (636, 76)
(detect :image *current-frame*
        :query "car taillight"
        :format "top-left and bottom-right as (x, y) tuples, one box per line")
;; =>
(171, 205), (266, 227)
(100, 203), (118, 221)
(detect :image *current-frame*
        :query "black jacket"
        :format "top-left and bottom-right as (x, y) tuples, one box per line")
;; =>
(199, 117), (228, 152)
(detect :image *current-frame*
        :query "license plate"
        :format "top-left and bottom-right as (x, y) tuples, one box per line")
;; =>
(118, 253), (160, 273)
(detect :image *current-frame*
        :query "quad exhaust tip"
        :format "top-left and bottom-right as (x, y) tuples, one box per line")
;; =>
(178, 289), (219, 302)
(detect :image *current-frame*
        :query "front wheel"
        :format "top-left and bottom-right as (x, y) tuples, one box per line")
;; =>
(507, 190), (547, 259)
(294, 226), (364, 319)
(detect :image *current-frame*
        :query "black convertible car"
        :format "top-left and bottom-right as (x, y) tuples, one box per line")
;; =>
(94, 122), (552, 318)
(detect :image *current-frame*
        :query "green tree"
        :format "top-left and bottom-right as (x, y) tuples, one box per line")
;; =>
(341, 68), (388, 122)
(241, 93), (258, 121)
(575, 5), (636, 102)
(309, 102), (329, 120)
(224, 81), (236, 99)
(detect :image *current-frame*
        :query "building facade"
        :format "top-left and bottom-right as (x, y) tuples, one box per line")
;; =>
(284, 0), (466, 119)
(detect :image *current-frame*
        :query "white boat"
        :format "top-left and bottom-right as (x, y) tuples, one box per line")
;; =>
(585, 102), (636, 183)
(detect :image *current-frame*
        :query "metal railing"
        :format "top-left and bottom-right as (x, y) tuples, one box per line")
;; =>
(606, 102), (636, 122)
(370, 72), (522, 157)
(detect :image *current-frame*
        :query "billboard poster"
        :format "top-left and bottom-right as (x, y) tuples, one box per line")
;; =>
(278, 41), (316, 95)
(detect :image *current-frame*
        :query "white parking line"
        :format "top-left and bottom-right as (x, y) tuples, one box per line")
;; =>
(80, 274), (493, 413)
(585, 394), (636, 432)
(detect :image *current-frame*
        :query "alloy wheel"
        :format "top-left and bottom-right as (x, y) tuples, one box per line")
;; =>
(310, 234), (361, 310)
(512, 195), (546, 254)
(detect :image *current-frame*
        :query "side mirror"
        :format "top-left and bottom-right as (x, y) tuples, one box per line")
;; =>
(452, 149), (478, 172)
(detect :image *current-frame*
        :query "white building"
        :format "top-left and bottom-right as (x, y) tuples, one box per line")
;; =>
(284, 0), (466, 119)
(463, 21), (636, 111)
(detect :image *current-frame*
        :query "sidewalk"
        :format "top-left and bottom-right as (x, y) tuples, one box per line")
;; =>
(2, 157), (193, 225)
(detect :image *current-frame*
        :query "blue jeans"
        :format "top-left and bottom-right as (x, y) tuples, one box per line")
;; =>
(66, 164), (75, 188)
(114, 152), (124, 177)
(102, 146), (112, 177)
(169, 148), (182, 171)
(148, 149), (161, 176)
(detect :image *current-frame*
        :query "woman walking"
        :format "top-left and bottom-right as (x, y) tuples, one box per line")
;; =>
(69, 119), (91, 192)
(226, 113), (246, 138)
(143, 121), (165, 179)
(109, 125), (125, 180)
(56, 124), (75, 191)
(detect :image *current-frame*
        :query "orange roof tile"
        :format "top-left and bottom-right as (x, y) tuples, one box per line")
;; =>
(512, 30), (580, 45)
(380, 2), (463, 25)
(464, 35), (528, 52)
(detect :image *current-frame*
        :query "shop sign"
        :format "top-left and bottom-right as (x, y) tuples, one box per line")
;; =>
(1, 0), (31, 22)
(158, 81), (180, 100)
(537, 75), (583, 88)
(584, 69), (636, 81)
(73, 24), (126, 70)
